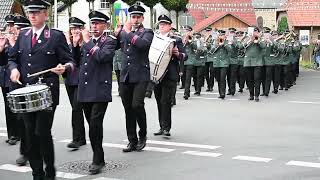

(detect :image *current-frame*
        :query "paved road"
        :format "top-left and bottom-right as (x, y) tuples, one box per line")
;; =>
(0, 68), (320, 180)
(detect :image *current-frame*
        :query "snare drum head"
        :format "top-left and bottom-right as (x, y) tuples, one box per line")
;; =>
(9, 85), (49, 95)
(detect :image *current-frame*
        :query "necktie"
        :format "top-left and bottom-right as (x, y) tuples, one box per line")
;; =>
(32, 33), (37, 47)
(93, 39), (97, 44)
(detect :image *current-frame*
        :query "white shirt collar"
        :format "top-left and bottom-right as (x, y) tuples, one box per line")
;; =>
(93, 33), (104, 43)
(32, 24), (46, 40)
(159, 32), (170, 38)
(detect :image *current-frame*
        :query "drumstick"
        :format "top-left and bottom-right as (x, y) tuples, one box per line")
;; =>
(27, 68), (53, 78)
(27, 64), (71, 78)
(16, 79), (22, 85)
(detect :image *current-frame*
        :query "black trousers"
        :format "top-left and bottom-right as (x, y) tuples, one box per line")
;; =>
(237, 65), (246, 90)
(193, 66), (205, 93)
(180, 65), (186, 88)
(23, 107), (56, 178)
(154, 79), (176, 131)
(184, 65), (194, 97)
(261, 66), (266, 93)
(273, 65), (281, 90)
(280, 65), (290, 89)
(290, 63), (297, 84)
(1, 87), (19, 139)
(65, 85), (85, 143)
(295, 59), (300, 77)
(227, 64), (238, 94)
(82, 102), (108, 164)
(17, 113), (29, 156)
(204, 62), (214, 89)
(245, 66), (262, 97)
(263, 66), (274, 95)
(214, 67), (227, 97)
(115, 70), (121, 93)
(120, 82), (148, 144)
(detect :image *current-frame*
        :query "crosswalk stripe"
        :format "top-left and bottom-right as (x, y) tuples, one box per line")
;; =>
(102, 143), (175, 153)
(92, 177), (122, 180)
(288, 101), (320, 105)
(286, 161), (320, 168)
(142, 140), (221, 150)
(56, 172), (87, 179)
(232, 156), (272, 163)
(182, 151), (222, 157)
(0, 127), (7, 131)
(0, 132), (7, 137)
(0, 164), (32, 172)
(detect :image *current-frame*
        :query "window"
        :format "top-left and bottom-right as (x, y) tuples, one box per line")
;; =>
(101, 0), (110, 9)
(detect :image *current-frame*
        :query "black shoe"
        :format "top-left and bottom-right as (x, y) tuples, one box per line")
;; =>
(272, 90), (278, 94)
(8, 136), (19, 145)
(67, 141), (86, 149)
(179, 86), (185, 89)
(45, 177), (56, 180)
(285, 88), (288, 91)
(248, 96), (254, 101)
(16, 155), (28, 166)
(265, 94), (269, 97)
(163, 130), (171, 136)
(226, 92), (231, 95)
(154, 129), (163, 136)
(260, 93), (265, 96)
(218, 95), (225, 99)
(194, 92), (200, 96)
(206, 89), (210, 92)
(293, 82), (296, 85)
(89, 162), (105, 175)
(255, 97), (259, 102)
(183, 95), (189, 100)
(279, 88), (283, 90)
(238, 89), (243, 93)
(136, 137), (147, 151)
(122, 142), (137, 153)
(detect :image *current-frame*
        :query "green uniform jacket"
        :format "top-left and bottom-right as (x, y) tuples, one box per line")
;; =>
(263, 41), (276, 66)
(277, 41), (291, 65)
(113, 49), (123, 71)
(193, 42), (207, 67)
(228, 40), (239, 65)
(236, 41), (245, 65)
(292, 41), (302, 63)
(184, 42), (195, 66)
(244, 40), (266, 67)
(207, 41), (231, 68)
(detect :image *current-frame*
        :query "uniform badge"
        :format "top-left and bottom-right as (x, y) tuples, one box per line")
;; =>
(38, 39), (42, 43)
(44, 29), (50, 38)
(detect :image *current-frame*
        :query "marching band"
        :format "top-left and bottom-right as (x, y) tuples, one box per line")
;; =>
(0, 0), (316, 179)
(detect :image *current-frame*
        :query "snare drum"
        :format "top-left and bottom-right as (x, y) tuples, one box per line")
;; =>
(7, 84), (53, 113)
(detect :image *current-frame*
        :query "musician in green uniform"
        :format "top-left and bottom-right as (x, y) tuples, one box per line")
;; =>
(235, 31), (246, 93)
(278, 31), (291, 91)
(243, 27), (266, 102)
(226, 28), (238, 96)
(207, 30), (231, 99)
(193, 33), (206, 96)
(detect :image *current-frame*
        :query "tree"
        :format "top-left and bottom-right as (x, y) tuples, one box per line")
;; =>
(59, 0), (77, 17)
(161, 0), (189, 29)
(278, 17), (289, 33)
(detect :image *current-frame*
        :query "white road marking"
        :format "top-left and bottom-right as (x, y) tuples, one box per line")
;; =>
(0, 164), (32, 172)
(0, 127), (7, 131)
(102, 143), (175, 152)
(286, 161), (320, 168)
(288, 101), (320, 105)
(176, 91), (219, 95)
(232, 156), (272, 163)
(182, 151), (222, 158)
(56, 171), (87, 179)
(92, 177), (122, 180)
(0, 132), (7, 137)
(58, 139), (91, 144)
(125, 140), (221, 150)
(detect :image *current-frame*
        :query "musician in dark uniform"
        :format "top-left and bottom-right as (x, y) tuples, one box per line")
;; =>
(8, 1), (75, 179)
(153, 15), (186, 137)
(235, 31), (246, 93)
(193, 32), (206, 96)
(204, 27), (214, 92)
(114, 4), (154, 152)
(12, 15), (31, 166)
(0, 14), (19, 145)
(76, 11), (117, 174)
(272, 31), (282, 94)
(64, 17), (86, 150)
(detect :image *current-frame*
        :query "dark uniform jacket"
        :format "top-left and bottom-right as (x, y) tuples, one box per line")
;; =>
(77, 34), (117, 103)
(118, 26), (154, 83)
(64, 44), (81, 86)
(161, 34), (187, 82)
(0, 45), (11, 88)
(8, 25), (74, 106)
